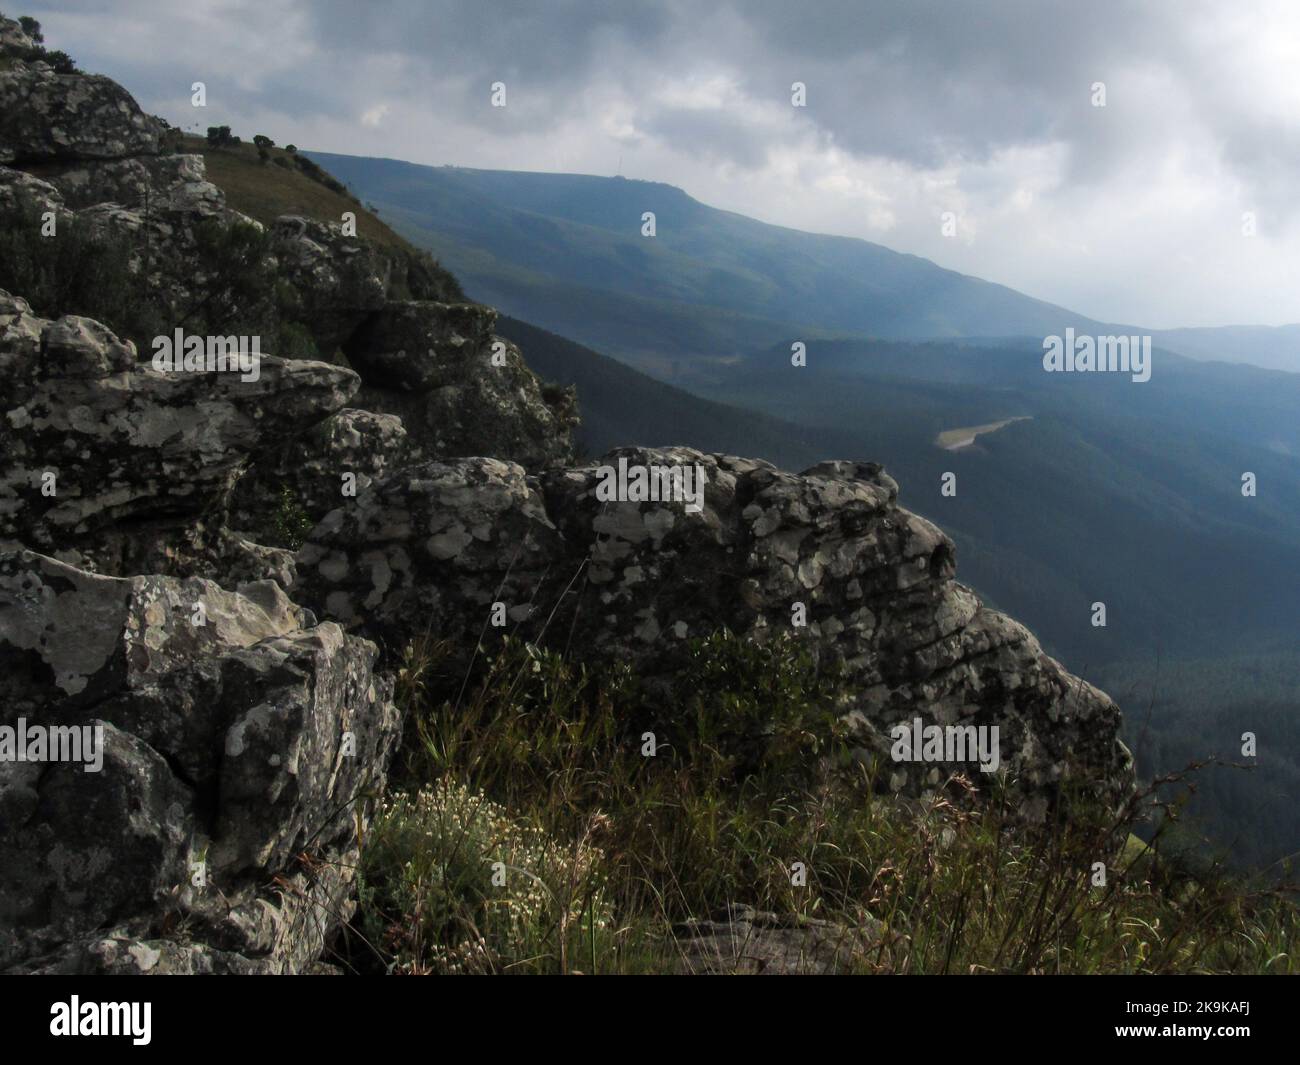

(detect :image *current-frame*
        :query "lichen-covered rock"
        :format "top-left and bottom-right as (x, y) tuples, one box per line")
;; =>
(230, 407), (413, 545)
(37, 152), (225, 214)
(0, 63), (163, 164)
(348, 301), (576, 469)
(294, 447), (1132, 817)
(0, 164), (71, 221)
(0, 549), (399, 974)
(0, 291), (358, 576)
(0, 14), (35, 54)
(269, 215), (391, 355)
(344, 299), (496, 391)
(294, 456), (564, 655)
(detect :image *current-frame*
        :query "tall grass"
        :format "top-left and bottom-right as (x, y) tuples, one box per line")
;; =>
(345, 633), (1297, 975)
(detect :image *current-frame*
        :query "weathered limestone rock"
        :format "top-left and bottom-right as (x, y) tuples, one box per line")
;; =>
(0, 63), (163, 164)
(0, 549), (399, 974)
(0, 164), (70, 221)
(229, 407), (413, 546)
(0, 14), (34, 53)
(295, 456), (564, 655)
(269, 215), (391, 355)
(38, 152), (225, 214)
(344, 299), (496, 392)
(294, 447), (1132, 816)
(347, 300), (577, 469)
(0, 291), (359, 576)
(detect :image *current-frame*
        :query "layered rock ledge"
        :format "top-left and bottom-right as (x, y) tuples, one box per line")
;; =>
(293, 447), (1133, 819)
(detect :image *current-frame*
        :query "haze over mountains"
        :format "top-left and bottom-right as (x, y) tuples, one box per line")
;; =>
(312, 154), (1300, 375)
(310, 151), (1300, 868)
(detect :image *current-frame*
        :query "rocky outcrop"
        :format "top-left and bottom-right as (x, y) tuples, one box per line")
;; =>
(347, 300), (577, 470)
(295, 456), (563, 654)
(0, 549), (399, 973)
(345, 299), (496, 391)
(293, 447), (1132, 817)
(269, 215), (391, 356)
(38, 152), (226, 214)
(0, 63), (163, 164)
(230, 407), (413, 544)
(0, 163), (69, 219)
(0, 291), (359, 577)
(0, 14), (34, 53)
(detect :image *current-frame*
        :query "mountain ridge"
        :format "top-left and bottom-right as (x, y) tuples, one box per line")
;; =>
(309, 151), (1300, 374)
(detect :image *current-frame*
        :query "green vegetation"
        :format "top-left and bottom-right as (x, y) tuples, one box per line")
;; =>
(205, 125), (241, 149)
(0, 205), (325, 356)
(344, 634), (1297, 975)
(0, 207), (166, 346)
(0, 13), (77, 72)
(267, 484), (315, 551)
(1097, 652), (1300, 874)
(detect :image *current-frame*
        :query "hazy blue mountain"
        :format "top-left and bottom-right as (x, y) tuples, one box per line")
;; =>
(314, 152), (1300, 378)
(1151, 324), (1300, 374)
(309, 153), (1115, 369)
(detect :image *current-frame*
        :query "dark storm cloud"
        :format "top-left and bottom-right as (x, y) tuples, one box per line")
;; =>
(34, 1), (1290, 207)
(279, 0), (1287, 208)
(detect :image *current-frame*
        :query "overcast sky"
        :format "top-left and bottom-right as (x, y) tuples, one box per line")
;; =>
(28, 0), (1300, 327)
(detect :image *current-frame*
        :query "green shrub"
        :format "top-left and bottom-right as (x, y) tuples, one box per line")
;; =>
(267, 484), (314, 550)
(292, 154), (348, 196)
(0, 208), (165, 347)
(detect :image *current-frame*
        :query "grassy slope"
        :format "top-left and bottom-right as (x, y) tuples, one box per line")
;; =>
(181, 134), (411, 250)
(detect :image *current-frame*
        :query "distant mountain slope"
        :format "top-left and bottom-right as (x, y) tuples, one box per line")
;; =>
(307, 152), (1114, 371)
(494, 316), (847, 470)
(311, 151), (1300, 376)
(701, 335), (1300, 668)
(1151, 323), (1300, 374)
